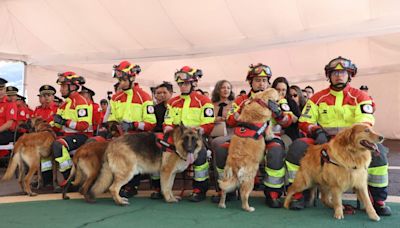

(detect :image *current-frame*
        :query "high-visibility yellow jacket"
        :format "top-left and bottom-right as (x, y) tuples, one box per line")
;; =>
(53, 91), (93, 136)
(108, 84), (156, 131)
(299, 85), (375, 136)
(164, 92), (215, 135)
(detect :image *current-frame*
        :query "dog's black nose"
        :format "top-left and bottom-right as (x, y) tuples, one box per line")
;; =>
(379, 135), (384, 141)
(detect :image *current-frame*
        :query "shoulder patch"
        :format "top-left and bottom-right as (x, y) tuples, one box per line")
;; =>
(204, 107), (214, 117)
(78, 108), (88, 117)
(280, 103), (290, 111)
(147, 105), (155, 114)
(360, 104), (374, 114)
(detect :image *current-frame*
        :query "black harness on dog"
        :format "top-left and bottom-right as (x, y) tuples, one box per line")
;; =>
(320, 149), (357, 169)
(156, 132), (187, 161)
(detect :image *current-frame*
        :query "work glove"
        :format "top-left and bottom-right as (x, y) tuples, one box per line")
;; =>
(121, 121), (135, 132)
(312, 128), (328, 145)
(267, 100), (283, 119)
(53, 114), (67, 126)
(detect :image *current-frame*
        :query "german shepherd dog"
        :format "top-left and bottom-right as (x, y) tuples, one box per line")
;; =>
(89, 125), (203, 205)
(218, 88), (278, 212)
(1, 117), (57, 196)
(62, 121), (122, 201)
(284, 123), (382, 221)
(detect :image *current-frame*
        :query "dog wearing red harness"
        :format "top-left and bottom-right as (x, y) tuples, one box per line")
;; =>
(89, 125), (203, 205)
(284, 123), (382, 221)
(218, 88), (278, 212)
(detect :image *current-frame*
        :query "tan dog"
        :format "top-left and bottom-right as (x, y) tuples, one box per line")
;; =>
(89, 125), (203, 205)
(218, 88), (278, 212)
(62, 121), (122, 201)
(1, 119), (56, 196)
(284, 123), (383, 221)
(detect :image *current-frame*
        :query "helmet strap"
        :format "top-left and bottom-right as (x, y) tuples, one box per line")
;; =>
(328, 75), (351, 91)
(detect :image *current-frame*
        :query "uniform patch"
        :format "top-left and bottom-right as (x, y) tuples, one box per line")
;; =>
(204, 108), (214, 117)
(10, 108), (15, 115)
(20, 111), (25, 116)
(78, 108), (88, 117)
(361, 104), (374, 114)
(147, 105), (155, 114)
(280, 103), (290, 111)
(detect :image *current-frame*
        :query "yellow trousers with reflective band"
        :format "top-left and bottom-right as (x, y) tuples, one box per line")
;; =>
(40, 158), (53, 172)
(264, 166), (285, 188)
(194, 162), (209, 182)
(54, 146), (73, 172)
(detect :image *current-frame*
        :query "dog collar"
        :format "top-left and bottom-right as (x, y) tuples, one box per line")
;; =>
(235, 121), (270, 140)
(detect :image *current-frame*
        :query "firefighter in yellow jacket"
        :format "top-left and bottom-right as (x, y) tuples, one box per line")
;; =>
(163, 66), (215, 202)
(51, 72), (93, 184)
(286, 56), (391, 216)
(107, 60), (157, 197)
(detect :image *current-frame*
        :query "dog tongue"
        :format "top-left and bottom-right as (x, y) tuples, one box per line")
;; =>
(187, 153), (195, 165)
(372, 143), (380, 157)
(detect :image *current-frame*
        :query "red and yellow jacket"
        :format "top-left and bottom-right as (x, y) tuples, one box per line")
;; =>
(299, 85), (375, 136)
(107, 85), (156, 131)
(52, 91), (93, 136)
(163, 92), (215, 135)
(33, 102), (58, 123)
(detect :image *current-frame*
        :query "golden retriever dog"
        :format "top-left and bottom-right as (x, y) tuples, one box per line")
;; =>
(1, 120), (56, 196)
(218, 88), (278, 212)
(89, 125), (203, 205)
(62, 121), (122, 201)
(284, 123), (383, 221)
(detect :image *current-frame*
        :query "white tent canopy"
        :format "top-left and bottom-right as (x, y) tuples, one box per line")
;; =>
(0, 0), (399, 138)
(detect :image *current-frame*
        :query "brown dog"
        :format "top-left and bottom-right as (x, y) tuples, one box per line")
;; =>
(89, 125), (203, 205)
(218, 88), (278, 212)
(284, 123), (382, 221)
(1, 120), (56, 196)
(62, 121), (122, 201)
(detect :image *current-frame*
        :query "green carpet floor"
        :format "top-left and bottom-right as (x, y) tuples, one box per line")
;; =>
(0, 197), (398, 228)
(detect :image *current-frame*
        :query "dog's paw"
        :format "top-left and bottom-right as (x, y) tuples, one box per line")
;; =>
(29, 192), (38, 197)
(165, 197), (179, 203)
(244, 206), (255, 212)
(334, 211), (344, 220)
(117, 197), (130, 206)
(218, 203), (226, 209)
(369, 213), (380, 222)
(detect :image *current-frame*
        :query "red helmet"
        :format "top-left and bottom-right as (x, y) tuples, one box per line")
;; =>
(56, 71), (85, 85)
(246, 63), (272, 82)
(174, 66), (203, 83)
(113, 61), (141, 78)
(324, 56), (357, 77)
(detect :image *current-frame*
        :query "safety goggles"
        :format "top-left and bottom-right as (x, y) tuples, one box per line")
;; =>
(174, 72), (193, 82)
(328, 59), (351, 70)
(250, 65), (272, 76)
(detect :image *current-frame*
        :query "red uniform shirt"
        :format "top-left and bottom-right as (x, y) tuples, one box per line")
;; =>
(92, 102), (101, 131)
(0, 96), (17, 130)
(33, 102), (59, 123)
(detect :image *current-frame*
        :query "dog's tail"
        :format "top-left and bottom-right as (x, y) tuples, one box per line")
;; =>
(218, 167), (238, 193)
(90, 157), (112, 196)
(1, 148), (21, 181)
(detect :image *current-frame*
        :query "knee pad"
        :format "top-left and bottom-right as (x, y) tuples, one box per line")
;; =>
(215, 145), (228, 169)
(194, 147), (207, 166)
(266, 145), (286, 170)
(52, 141), (64, 158)
(286, 138), (310, 165)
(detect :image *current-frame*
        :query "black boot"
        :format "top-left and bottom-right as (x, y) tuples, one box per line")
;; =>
(188, 188), (206, 202)
(264, 191), (282, 208)
(119, 186), (138, 198)
(289, 193), (305, 210)
(374, 201), (392, 216)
